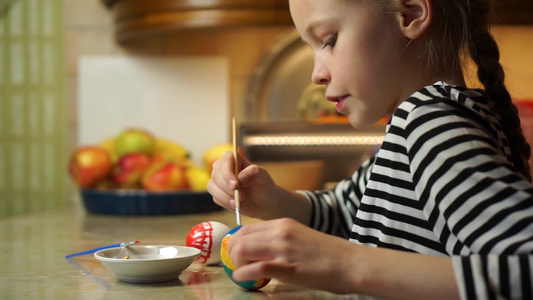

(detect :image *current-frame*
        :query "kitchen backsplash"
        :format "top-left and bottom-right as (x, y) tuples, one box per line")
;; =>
(77, 56), (230, 166)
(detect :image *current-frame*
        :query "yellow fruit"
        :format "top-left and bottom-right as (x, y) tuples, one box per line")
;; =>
(155, 138), (190, 160)
(203, 143), (242, 173)
(99, 138), (118, 163)
(186, 166), (210, 191)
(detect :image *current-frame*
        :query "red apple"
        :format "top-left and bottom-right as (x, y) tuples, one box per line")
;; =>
(114, 128), (156, 158)
(152, 151), (182, 165)
(68, 146), (112, 188)
(142, 162), (189, 192)
(113, 153), (151, 188)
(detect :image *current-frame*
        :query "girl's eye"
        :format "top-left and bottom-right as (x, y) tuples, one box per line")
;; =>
(322, 34), (337, 49)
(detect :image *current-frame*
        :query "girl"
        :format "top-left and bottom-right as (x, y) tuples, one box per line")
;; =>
(207, 1), (533, 299)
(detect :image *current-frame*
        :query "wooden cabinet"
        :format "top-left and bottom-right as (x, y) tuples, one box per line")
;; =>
(103, 0), (293, 42)
(494, 0), (533, 25)
(103, 0), (532, 42)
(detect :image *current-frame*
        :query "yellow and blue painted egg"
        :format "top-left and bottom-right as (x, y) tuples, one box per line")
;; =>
(220, 225), (271, 290)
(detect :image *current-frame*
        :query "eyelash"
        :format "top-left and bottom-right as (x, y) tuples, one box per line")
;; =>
(322, 34), (337, 49)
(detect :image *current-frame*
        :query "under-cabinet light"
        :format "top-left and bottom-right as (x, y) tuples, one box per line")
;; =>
(244, 135), (384, 146)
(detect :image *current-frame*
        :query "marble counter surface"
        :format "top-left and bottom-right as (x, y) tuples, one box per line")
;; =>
(0, 206), (381, 300)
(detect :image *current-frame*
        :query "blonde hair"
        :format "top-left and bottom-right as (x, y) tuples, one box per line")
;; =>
(371, 0), (532, 181)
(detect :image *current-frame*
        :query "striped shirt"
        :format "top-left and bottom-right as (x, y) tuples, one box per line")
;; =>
(300, 82), (533, 300)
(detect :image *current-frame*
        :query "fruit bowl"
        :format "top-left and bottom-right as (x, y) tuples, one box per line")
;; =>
(80, 189), (223, 215)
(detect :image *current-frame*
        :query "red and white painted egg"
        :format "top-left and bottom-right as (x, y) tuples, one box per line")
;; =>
(186, 221), (231, 265)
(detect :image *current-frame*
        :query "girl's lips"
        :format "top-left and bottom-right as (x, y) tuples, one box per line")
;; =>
(326, 95), (348, 113)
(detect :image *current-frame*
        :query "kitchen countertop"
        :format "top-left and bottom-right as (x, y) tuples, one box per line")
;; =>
(0, 203), (382, 300)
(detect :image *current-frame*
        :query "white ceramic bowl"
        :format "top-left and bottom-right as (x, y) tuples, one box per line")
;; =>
(94, 245), (201, 283)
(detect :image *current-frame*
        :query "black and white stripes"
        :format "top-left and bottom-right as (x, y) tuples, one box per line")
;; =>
(301, 82), (533, 299)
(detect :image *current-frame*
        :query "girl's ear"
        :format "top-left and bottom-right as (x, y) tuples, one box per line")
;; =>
(397, 0), (432, 39)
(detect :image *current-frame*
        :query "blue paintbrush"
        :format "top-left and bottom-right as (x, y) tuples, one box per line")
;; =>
(65, 240), (140, 259)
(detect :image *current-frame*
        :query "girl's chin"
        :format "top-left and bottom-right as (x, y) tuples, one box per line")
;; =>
(347, 116), (369, 129)
(347, 114), (380, 129)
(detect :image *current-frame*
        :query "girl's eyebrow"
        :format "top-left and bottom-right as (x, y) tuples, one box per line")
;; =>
(305, 18), (335, 36)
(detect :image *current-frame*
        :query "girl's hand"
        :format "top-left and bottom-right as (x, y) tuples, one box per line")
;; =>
(227, 218), (362, 294)
(207, 151), (279, 220)
(229, 219), (460, 300)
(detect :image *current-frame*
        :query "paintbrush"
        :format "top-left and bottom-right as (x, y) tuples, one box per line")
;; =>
(65, 241), (140, 259)
(232, 117), (241, 226)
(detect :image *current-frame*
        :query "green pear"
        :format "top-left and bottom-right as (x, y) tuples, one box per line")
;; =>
(115, 128), (156, 158)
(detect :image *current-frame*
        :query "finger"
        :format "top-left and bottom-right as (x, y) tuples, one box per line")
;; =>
(233, 261), (296, 282)
(230, 240), (278, 268)
(234, 218), (297, 237)
(207, 179), (235, 210)
(238, 164), (273, 190)
(236, 151), (252, 170)
(228, 222), (287, 263)
(221, 151), (240, 190)
(211, 152), (239, 195)
(209, 173), (234, 200)
(237, 165), (257, 187)
(231, 221), (277, 240)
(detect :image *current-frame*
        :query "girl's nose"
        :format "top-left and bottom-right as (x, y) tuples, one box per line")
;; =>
(311, 57), (330, 85)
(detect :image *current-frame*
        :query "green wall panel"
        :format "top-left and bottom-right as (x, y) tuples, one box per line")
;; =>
(0, 0), (66, 217)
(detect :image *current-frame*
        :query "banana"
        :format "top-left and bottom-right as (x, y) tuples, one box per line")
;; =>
(203, 143), (235, 173)
(99, 137), (118, 163)
(155, 138), (190, 160)
(186, 166), (210, 191)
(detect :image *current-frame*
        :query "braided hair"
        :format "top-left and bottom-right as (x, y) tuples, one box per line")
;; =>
(440, 0), (532, 181)
(371, 0), (532, 181)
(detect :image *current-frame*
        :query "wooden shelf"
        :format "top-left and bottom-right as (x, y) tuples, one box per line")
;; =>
(104, 0), (293, 42)
(103, 0), (532, 43)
